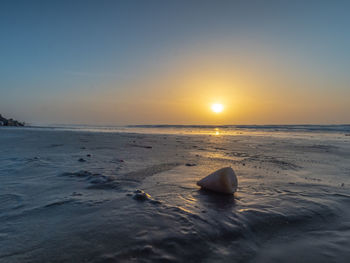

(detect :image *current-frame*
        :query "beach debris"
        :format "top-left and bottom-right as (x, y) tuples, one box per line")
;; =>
(131, 190), (161, 204)
(133, 190), (151, 201)
(185, 163), (197, 167)
(197, 167), (238, 194)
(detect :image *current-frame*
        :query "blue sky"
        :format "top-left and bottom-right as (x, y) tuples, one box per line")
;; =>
(1, 0), (349, 124)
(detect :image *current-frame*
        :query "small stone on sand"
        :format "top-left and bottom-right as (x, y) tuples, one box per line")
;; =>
(133, 190), (151, 201)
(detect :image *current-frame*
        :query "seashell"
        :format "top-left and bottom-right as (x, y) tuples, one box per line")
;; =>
(197, 167), (238, 194)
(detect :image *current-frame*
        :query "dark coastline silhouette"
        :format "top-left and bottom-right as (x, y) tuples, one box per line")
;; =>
(0, 114), (24, 126)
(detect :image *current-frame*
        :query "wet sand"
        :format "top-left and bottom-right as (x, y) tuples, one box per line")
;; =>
(0, 127), (349, 262)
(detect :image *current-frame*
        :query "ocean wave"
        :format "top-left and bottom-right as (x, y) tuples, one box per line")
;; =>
(128, 124), (350, 133)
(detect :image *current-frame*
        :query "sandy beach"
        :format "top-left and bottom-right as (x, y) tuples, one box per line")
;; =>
(0, 126), (349, 262)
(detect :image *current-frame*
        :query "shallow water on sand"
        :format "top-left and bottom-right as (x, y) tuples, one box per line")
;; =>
(0, 128), (349, 262)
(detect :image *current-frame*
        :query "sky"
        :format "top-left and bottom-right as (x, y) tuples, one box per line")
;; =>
(1, 0), (349, 125)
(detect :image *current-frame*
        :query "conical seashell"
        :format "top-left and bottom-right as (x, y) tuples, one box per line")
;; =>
(197, 167), (238, 194)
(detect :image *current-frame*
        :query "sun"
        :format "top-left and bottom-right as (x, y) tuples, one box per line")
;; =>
(211, 103), (224, 113)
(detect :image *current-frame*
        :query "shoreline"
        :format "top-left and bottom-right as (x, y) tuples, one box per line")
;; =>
(2, 124), (350, 138)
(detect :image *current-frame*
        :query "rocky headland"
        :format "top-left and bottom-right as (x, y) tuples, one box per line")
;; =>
(0, 114), (24, 126)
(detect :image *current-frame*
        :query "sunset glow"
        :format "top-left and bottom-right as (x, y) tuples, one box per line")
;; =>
(211, 103), (224, 113)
